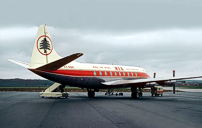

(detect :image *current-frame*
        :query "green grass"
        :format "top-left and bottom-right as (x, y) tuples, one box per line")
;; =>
(64, 87), (81, 89)
(176, 86), (202, 89)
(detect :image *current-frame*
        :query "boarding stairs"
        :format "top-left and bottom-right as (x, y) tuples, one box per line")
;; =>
(40, 83), (69, 98)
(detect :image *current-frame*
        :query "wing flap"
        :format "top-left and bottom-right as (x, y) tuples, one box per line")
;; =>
(35, 53), (83, 70)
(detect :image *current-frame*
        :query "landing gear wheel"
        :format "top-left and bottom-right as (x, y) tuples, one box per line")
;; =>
(131, 92), (139, 99)
(91, 91), (95, 97)
(88, 91), (95, 98)
(119, 93), (123, 96)
(131, 87), (140, 99)
(138, 92), (143, 97)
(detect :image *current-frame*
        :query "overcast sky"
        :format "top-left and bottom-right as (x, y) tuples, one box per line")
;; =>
(1, 0), (202, 79)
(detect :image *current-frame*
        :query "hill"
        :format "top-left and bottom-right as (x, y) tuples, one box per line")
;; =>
(0, 78), (54, 87)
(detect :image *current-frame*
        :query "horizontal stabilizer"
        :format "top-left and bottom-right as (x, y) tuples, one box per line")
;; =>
(36, 53), (83, 70)
(8, 59), (29, 68)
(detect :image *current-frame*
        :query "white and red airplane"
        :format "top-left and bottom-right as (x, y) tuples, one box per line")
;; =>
(9, 25), (202, 98)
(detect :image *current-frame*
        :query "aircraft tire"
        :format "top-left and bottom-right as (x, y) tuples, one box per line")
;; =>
(139, 92), (143, 97)
(88, 92), (91, 97)
(131, 92), (139, 99)
(119, 93), (123, 96)
(88, 91), (95, 98)
(91, 91), (95, 98)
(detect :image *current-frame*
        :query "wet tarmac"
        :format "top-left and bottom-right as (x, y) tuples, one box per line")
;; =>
(0, 91), (202, 128)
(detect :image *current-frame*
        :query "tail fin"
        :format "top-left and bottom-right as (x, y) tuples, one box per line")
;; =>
(29, 25), (61, 69)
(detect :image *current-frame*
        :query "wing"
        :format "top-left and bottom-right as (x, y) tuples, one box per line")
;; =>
(102, 76), (202, 86)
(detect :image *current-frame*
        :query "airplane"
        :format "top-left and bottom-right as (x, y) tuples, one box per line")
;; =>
(9, 25), (202, 98)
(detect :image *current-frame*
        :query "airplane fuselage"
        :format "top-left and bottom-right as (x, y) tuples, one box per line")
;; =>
(30, 63), (150, 89)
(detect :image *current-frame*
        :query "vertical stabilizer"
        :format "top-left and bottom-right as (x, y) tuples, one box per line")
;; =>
(29, 25), (61, 69)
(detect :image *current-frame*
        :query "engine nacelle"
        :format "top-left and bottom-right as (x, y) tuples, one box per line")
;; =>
(145, 82), (157, 87)
(164, 80), (176, 86)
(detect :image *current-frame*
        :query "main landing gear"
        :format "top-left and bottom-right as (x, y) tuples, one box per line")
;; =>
(131, 87), (143, 99)
(87, 88), (95, 98)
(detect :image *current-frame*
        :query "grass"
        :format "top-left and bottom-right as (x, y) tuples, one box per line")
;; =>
(176, 86), (202, 89)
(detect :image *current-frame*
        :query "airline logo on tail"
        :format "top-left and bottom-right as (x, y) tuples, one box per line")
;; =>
(36, 35), (53, 55)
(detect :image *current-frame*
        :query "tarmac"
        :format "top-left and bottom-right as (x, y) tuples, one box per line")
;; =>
(0, 91), (202, 128)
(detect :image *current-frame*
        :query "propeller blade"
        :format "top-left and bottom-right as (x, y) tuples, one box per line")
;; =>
(153, 73), (156, 78)
(173, 70), (175, 94)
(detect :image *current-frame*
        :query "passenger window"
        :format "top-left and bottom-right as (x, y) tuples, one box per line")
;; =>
(105, 71), (107, 76)
(115, 72), (117, 76)
(131, 72), (133, 76)
(119, 72), (121, 76)
(135, 72), (137, 76)
(100, 71), (102, 76)
(110, 71), (112, 76)
(123, 72), (125, 76)
(94, 71), (96, 76)
(128, 72), (130, 76)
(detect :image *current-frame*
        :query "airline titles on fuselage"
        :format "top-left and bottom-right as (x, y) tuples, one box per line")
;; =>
(63, 65), (141, 72)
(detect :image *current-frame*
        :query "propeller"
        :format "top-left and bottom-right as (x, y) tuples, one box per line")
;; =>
(173, 70), (175, 94)
(153, 73), (156, 78)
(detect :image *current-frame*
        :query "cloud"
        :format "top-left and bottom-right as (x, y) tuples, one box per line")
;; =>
(0, 26), (38, 41)
(1, 26), (202, 79)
